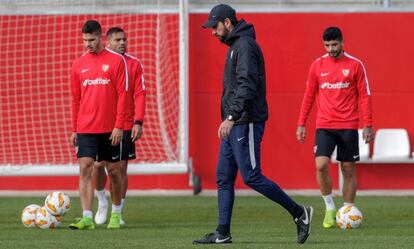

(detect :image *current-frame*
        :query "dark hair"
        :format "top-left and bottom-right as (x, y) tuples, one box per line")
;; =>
(82, 20), (102, 35)
(106, 27), (125, 37)
(323, 27), (343, 41)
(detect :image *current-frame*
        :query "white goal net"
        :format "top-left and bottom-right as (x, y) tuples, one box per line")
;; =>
(0, 0), (189, 175)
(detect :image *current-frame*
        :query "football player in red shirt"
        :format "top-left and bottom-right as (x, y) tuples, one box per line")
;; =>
(69, 20), (127, 230)
(93, 27), (146, 226)
(297, 27), (374, 229)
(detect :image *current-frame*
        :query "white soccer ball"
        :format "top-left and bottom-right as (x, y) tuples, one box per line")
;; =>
(21, 204), (41, 228)
(336, 205), (363, 229)
(35, 206), (63, 229)
(44, 192), (71, 216)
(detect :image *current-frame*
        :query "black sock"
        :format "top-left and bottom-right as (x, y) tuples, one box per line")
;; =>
(216, 224), (230, 235)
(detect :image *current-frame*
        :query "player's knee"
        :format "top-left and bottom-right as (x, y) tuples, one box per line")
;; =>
(216, 177), (234, 189)
(120, 165), (128, 176)
(106, 166), (120, 178)
(341, 167), (355, 178)
(79, 163), (93, 176)
(242, 173), (262, 188)
(315, 156), (330, 171)
(316, 162), (329, 173)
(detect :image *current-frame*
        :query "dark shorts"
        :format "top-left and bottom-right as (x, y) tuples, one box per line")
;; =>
(315, 129), (359, 162)
(76, 133), (122, 162)
(122, 130), (136, 160)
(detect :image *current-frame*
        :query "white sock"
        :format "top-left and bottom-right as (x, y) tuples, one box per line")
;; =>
(83, 210), (93, 218)
(343, 202), (354, 207)
(322, 194), (336, 211)
(96, 189), (108, 206)
(112, 204), (122, 214)
(120, 198), (125, 212)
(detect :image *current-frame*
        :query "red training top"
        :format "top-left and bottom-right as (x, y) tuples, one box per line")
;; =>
(71, 48), (127, 133)
(298, 52), (372, 129)
(123, 53), (146, 130)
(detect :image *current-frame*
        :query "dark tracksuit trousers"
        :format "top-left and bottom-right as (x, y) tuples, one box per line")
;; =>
(217, 122), (302, 226)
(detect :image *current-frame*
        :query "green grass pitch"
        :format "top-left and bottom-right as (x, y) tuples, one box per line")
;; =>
(1, 196), (414, 248)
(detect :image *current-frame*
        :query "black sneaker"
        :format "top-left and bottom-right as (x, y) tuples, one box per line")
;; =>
(294, 206), (313, 244)
(193, 231), (232, 244)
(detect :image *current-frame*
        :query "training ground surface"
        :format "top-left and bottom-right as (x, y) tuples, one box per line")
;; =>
(1, 196), (414, 248)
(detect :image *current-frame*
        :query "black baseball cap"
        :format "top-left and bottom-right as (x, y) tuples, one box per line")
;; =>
(202, 4), (236, 28)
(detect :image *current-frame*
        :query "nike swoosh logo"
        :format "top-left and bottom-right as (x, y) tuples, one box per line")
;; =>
(112, 155), (120, 160)
(321, 72), (330, 77)
(353, 155), (360, 159)
(128, 153), (135, 157)
(215, 237), (230, 243)
(302, 208), (309, 225)
(237, 137), (245, 142)
(81, 68), (90, 73)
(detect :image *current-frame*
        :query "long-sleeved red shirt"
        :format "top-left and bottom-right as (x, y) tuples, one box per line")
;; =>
(298, 52), (372, 129)
(71, 48), (127, 133)
(123, 53), (146, 130)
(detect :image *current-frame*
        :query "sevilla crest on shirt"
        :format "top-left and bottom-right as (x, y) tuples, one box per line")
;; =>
(342, 69), (350, 76)
(102, 64), (109, 72)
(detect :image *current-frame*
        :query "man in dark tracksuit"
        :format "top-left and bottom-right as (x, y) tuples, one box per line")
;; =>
(193, 4), (313, 245)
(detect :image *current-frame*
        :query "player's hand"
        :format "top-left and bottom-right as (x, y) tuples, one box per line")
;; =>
(70, 132), (77, 147)
(131, 124), (143, 142)
(218, 120), (235, 140)
(110, 128), (123, 146)
(296, 126), (306, 143)
(362, 126), (374, 144)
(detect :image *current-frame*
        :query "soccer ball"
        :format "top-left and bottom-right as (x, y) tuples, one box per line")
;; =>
(35, 206), (63, 229)
(21, 204), (41, 228)
(44, 192), (71, 216)
(336, 205), (363, 229)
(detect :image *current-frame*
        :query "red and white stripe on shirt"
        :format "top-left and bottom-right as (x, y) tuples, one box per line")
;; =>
(123, 53), (146, 130)
(298, 52), (372, 129)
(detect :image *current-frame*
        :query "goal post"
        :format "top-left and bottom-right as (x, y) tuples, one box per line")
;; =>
(0, 0), (189, 176)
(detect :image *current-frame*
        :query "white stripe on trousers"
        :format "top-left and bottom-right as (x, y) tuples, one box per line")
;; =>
(248, 123), (256, 169)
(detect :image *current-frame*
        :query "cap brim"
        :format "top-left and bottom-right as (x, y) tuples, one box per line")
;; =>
(202, 20), (218, 28)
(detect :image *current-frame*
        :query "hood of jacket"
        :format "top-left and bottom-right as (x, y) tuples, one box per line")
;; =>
(223, 19), (255, 46)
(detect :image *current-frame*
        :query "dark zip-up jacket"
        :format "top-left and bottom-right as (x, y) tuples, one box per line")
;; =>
(221, 19), (268, 124)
